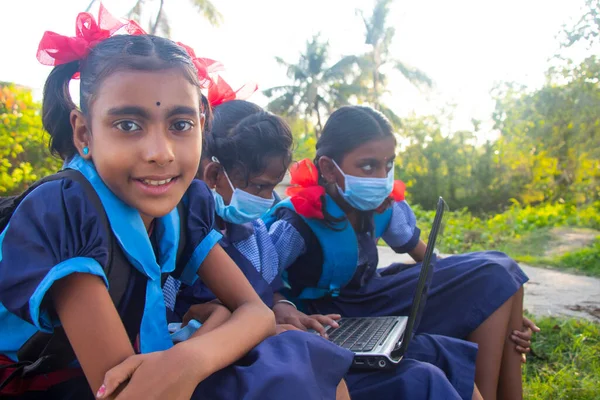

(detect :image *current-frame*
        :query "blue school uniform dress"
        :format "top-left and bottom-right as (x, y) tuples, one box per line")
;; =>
(0, 157), (352, 400)
(164, 218), (355, 400)
(263, 195), (527, 399)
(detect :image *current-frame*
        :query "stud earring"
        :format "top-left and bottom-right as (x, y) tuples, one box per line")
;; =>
(83, 147), (89, 155)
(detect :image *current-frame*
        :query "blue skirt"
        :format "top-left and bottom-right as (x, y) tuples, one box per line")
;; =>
(191, 330), (354, 400)
(309, 251), (528, 339)
(346, 333), (477, 400)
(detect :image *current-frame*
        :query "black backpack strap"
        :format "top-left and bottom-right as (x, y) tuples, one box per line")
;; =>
(14, 169), (134, 374)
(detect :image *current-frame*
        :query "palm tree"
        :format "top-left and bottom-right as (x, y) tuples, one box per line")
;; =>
(355, 0), (432, 126)
(85, 0), (222, 37)
(263, 35), (359, 138)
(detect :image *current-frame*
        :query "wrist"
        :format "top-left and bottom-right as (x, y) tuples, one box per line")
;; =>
(171, 339), (213, 382)
(273, 299), (297, 310)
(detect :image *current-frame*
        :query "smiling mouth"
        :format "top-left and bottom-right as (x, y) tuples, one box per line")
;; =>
(139, 177), (175, 186)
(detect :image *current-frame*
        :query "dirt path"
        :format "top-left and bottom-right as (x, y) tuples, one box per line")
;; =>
(377, 246), (600, 322)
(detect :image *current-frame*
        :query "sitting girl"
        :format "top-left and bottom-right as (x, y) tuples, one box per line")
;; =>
(264, 105), (533, 400)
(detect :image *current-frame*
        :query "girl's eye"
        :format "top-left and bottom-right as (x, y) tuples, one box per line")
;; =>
(115, 121), (141, 132)
(361, 164), (373, 172)
(171, 121), (194, 132)
(386, 161), (394, 170)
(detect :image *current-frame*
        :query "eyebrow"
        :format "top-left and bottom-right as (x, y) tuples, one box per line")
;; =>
(165, 106), (199, 119)
(107, 106), (151, 119)
(106, 105), (199, 119)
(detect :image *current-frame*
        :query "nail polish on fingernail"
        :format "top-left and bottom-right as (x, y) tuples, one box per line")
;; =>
(96, 385), (106, 398)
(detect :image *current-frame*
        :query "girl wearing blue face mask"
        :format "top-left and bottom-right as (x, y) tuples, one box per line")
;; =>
(264, 106), (534, 400)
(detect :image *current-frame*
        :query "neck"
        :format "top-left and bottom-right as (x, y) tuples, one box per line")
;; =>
(140, 213), (155, 233)
(324, 184), (361, 228)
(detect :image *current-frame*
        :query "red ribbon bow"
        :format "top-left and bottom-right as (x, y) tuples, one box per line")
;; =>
(37, 4), (146, 67)
(177, 42), (258, 107)
(286, 158), (406, 219)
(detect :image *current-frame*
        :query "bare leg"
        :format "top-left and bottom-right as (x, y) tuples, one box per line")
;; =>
(336, 379), (351, 400)
(497, 287), (524, 400)
(472, 384), (484, 400)
(467, 294), (514, 400)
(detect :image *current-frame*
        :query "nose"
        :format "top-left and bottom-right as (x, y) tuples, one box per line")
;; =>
(144, 128), (174, 166)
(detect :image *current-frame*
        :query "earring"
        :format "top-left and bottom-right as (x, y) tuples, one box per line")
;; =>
(83, 147), (89, 156)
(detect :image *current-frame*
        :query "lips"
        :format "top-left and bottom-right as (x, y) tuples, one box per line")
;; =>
(133, 175), (180, 195)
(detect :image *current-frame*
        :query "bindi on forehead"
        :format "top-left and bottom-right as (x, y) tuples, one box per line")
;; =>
(156, 101), (161, 106)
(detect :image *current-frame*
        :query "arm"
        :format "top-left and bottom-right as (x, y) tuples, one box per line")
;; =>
(180, 244), (275, 371)
(408, 240), (427, 262)
(52, 273), (134, 396)
(99, 245), (275, 400)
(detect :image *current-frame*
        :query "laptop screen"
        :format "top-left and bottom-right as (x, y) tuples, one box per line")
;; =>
(397, 197), (449, 355)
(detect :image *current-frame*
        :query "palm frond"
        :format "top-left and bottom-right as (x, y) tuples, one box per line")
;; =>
(395, 61), (433, 88)
(189, 0), (224, 26)
(322, 55), (360, 81)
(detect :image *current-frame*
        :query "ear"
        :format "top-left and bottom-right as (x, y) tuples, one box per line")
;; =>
(203, 161), (221, 189)
(70, 109), (92, 159)
(318, 156), (339, 186)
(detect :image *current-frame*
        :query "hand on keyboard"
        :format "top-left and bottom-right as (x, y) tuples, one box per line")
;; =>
(273, 303), (340, 339)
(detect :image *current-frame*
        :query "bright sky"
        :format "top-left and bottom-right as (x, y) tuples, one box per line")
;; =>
(0, 0), (589, 137)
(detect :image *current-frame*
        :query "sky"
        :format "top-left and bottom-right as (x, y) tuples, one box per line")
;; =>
(0, 0), (590, 138)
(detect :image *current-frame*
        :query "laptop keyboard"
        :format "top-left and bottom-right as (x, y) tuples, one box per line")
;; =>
(329, 317), (397, 352)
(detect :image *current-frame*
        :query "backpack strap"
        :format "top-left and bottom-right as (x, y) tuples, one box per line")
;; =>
(14, 169), (135, 375)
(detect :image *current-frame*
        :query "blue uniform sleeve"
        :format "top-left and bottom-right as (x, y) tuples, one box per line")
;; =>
(173, 180), (222, 286)
(268, 208), (308, 271)
(0, 179), (111, 332)
(381, 200), (421, 253)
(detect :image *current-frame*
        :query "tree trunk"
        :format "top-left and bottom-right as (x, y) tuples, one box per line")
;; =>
(150, 0), (165, 35)
(315, 107), (323, 139)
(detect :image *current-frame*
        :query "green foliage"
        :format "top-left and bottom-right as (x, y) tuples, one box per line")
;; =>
(410, 202), (600, 275)
(523, 316), (600, 399)
(0, 83), (61, 196)
(491, 56), (600, 206)
(287, 117), (317, 162)
(559, 238), (600, 276)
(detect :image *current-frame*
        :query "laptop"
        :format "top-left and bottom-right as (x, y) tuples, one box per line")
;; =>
(322, 197), (448, 370)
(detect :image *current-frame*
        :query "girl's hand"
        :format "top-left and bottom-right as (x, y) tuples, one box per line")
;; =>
(510, 316), (541, 363)
(273, 302), (341, 339)
(275, 324), (302, 335)
(182, 302), (231, 327)
(96, 346), (205, 400)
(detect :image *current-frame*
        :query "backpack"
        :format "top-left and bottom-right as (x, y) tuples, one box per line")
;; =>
(0, 169), (186, 392)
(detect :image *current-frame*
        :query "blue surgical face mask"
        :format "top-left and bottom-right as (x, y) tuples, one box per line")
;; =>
(212, 157), (275, 224)
(333, 160), (394, 211)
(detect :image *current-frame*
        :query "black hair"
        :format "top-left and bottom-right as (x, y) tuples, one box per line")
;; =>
(314, 106), (396, 229)
(202, 99), (293, 184)
(42, 34), (212, 160)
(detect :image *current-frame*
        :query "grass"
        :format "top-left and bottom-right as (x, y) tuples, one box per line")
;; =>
(523, 315), (600, 399)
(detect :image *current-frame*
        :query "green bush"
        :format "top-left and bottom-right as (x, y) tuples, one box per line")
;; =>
(0, 83), (61, 195)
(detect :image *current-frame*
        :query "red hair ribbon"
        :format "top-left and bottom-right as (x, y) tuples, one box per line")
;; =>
(286, 158), (406, 219)
(177, 42), (258, 107)
(286, 159), (326, 219)
(37, 4), (146, 66)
